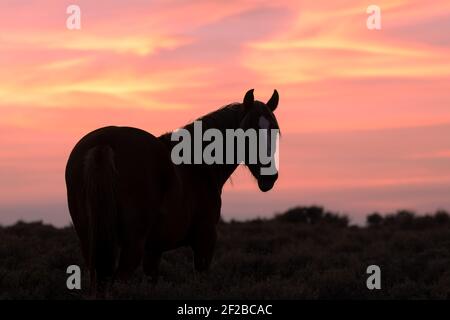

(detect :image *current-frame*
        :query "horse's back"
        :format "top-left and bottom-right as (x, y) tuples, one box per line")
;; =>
(66, 126), (173, 247)
(66, 125), (170, 192)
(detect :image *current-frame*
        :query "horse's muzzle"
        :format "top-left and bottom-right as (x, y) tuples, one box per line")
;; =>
(258, 177), (276, 192)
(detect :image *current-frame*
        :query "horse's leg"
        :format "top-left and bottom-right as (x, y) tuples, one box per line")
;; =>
(192, 226), (217, 272)
(114, 196), (157, 281)
(143, 247), (162, 284)
(88, 270), (96, 297)
(67, 194), (101, 297)
(115, 236), (146, 282)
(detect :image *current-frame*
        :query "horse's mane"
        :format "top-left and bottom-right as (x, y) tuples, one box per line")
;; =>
(160, 102), (245, 144)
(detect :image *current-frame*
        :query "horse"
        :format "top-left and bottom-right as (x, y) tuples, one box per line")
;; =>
(65, 89), (280, 295)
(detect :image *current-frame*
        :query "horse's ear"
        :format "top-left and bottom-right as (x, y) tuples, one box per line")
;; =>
(267, 89), (279, 112)
(243, 89), (254, 109)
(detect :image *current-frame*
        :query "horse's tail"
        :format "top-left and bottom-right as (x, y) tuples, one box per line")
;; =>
(83, 145), (119, 292)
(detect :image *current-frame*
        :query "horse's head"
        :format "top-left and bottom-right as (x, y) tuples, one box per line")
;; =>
(240, 89), (280, 192)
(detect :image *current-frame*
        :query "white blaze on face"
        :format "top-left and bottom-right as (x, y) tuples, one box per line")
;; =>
(258, 116), (271, 156)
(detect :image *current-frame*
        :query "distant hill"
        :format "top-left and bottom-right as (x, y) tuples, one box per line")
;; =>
(1, 206), (450, 299)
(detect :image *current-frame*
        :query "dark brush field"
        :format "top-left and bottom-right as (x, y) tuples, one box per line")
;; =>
(1, 207), (450, 299)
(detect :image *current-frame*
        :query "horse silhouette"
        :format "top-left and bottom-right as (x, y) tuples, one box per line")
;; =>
(65, 89), (280, 295)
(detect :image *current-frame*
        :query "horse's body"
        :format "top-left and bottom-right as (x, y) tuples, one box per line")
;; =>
(65, 90), (280, 294)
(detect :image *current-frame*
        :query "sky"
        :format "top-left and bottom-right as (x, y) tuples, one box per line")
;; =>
(1, 0), (450, 226)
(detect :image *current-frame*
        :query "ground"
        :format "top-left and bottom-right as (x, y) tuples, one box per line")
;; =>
(1, 206), (450, 299)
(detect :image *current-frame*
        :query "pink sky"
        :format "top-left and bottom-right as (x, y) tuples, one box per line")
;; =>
(1, 0), (450, 226)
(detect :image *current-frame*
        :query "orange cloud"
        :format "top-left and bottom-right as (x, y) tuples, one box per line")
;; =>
(243, 1), (450, 83)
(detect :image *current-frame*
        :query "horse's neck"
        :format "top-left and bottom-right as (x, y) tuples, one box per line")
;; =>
(211, 163), (239, 191)
(160, 104), (244, 191)
(192, 105), (243, 189)
(194, 103), (243, 135)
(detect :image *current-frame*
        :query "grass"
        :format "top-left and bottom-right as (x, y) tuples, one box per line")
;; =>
(1, 206), (450, 299)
